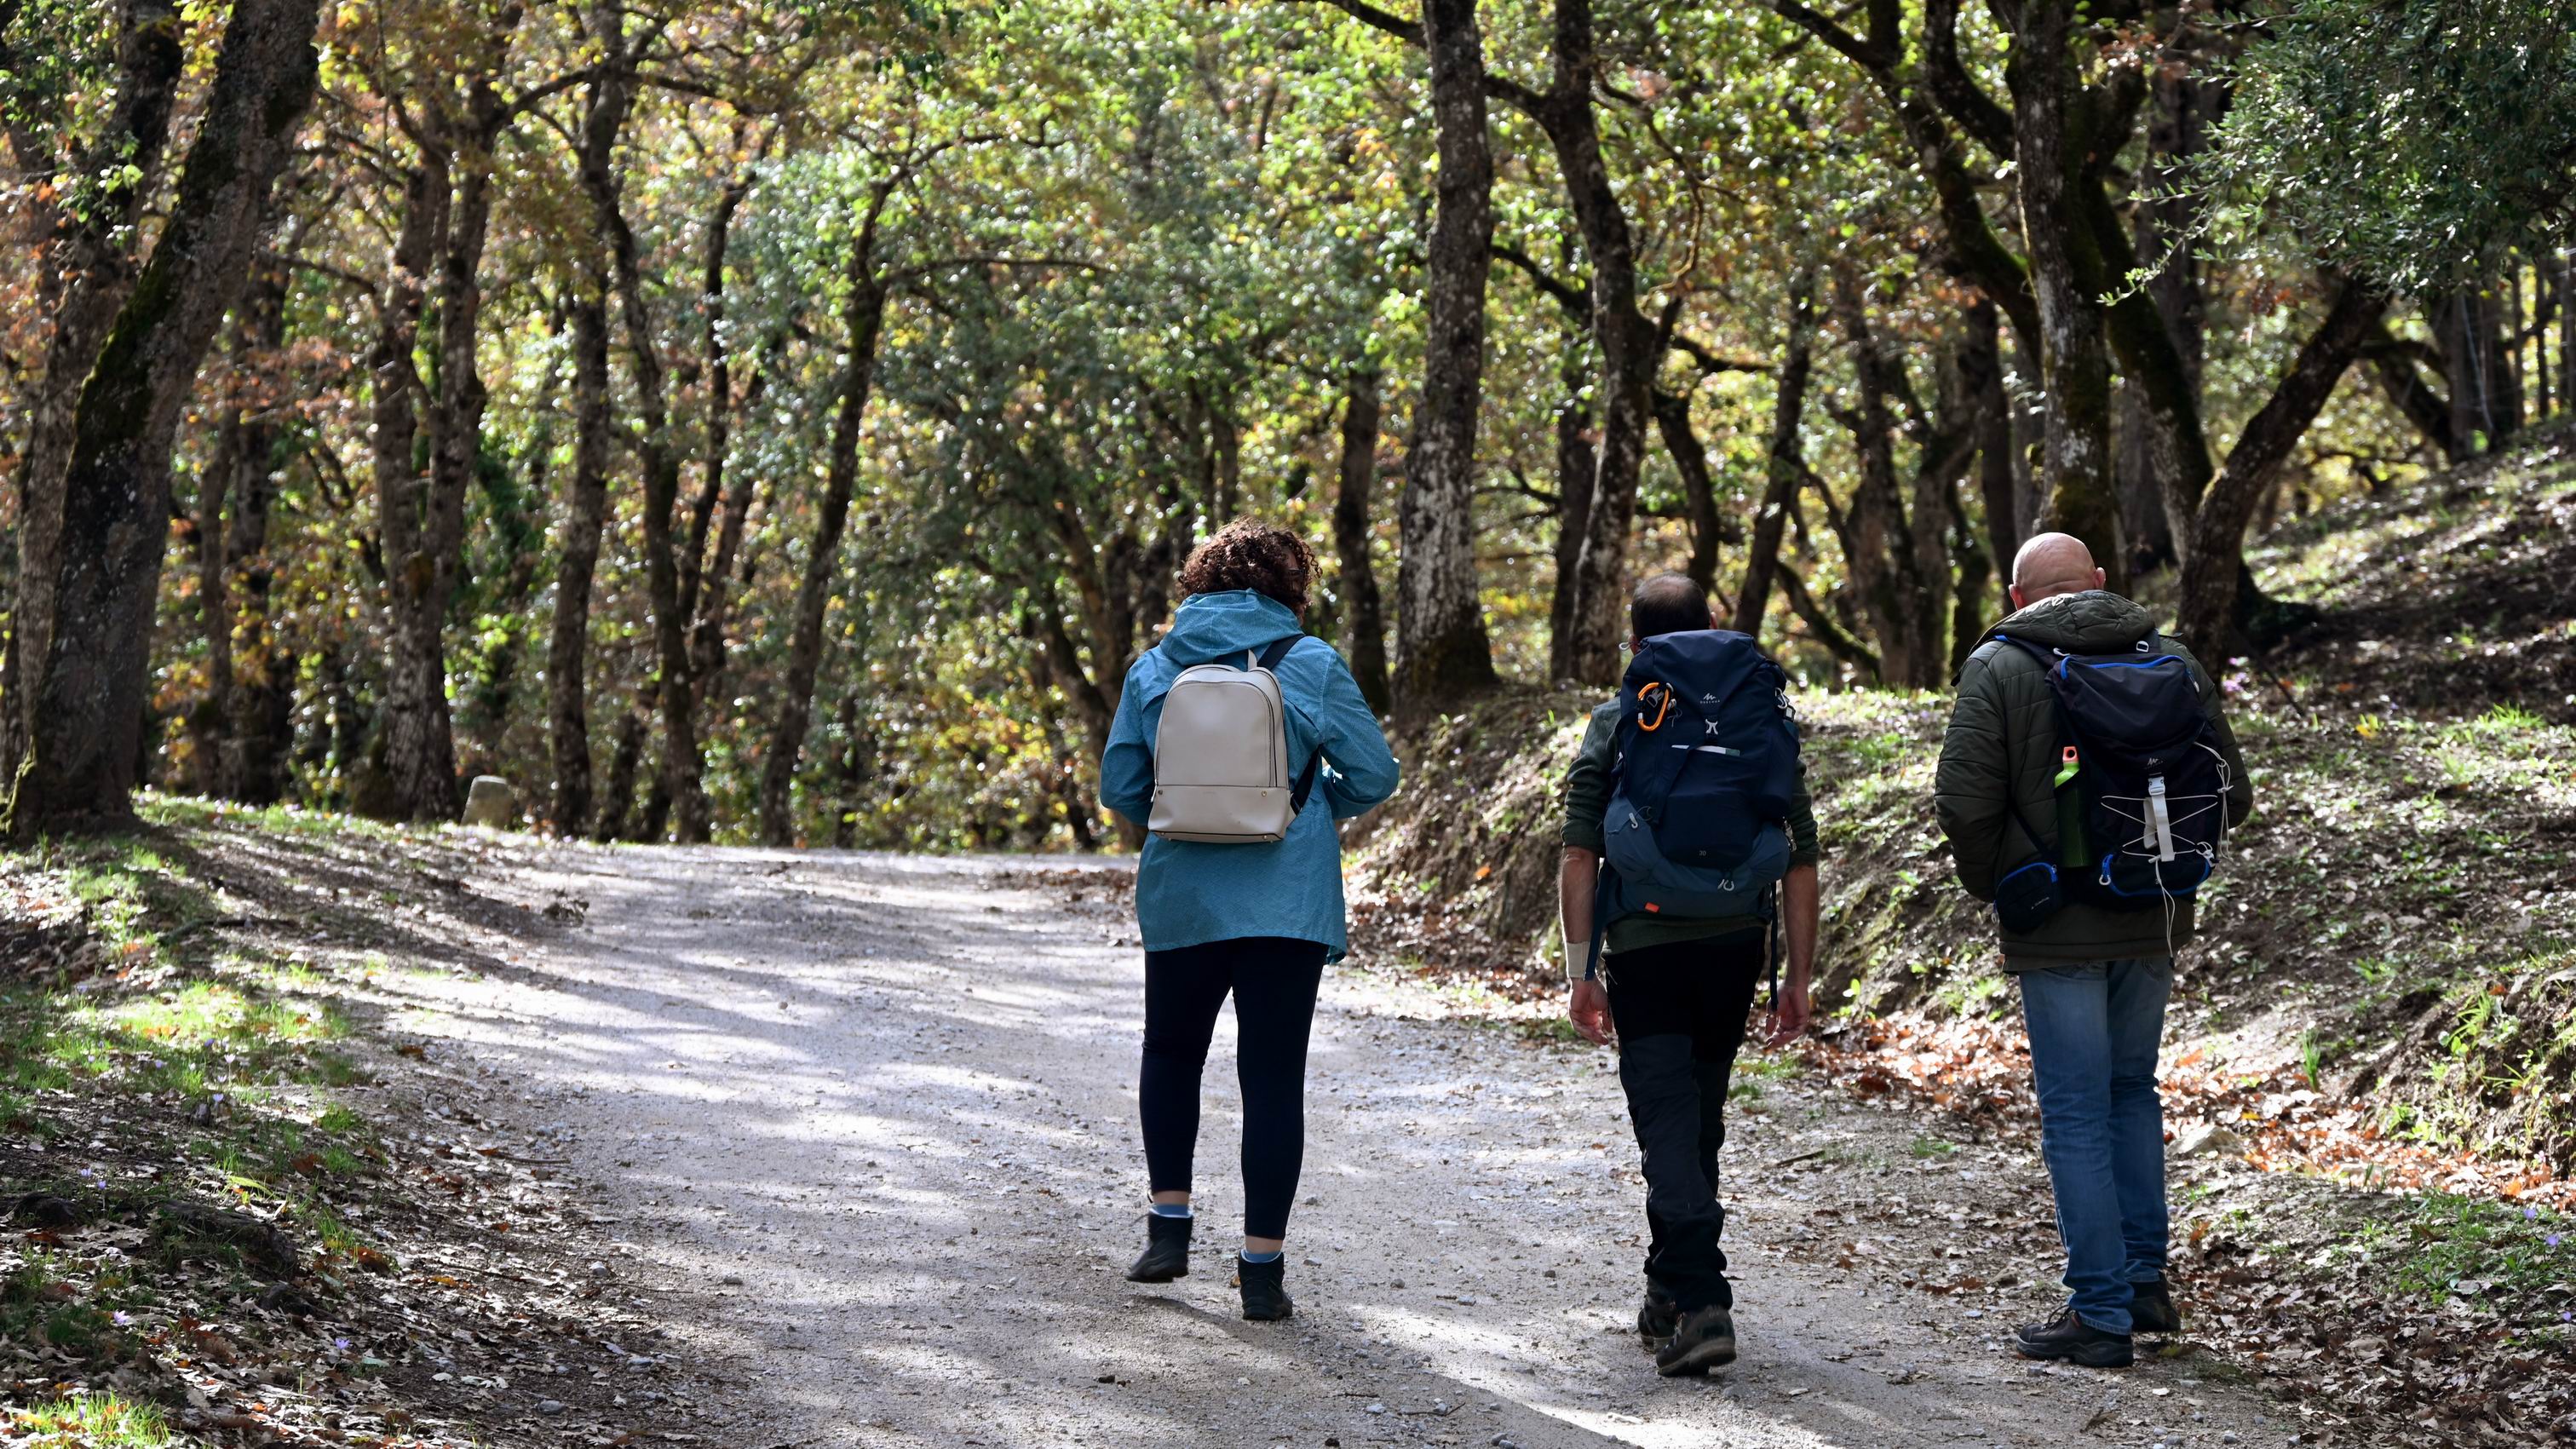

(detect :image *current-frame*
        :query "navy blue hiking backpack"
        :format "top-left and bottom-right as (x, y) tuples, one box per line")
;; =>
(1584, 630), (1801, 980)
(1993, 636), (2234, 926)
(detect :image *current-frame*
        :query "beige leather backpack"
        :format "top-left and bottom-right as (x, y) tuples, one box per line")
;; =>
(1147, 635), (1320, 843)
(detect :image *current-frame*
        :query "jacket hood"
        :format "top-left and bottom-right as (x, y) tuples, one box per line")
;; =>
(1158, 589), (1302, 667)
(1980, 589), (2157, 653)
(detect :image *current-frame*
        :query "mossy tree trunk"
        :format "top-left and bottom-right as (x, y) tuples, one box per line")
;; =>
(1390, 0), (1500, 720)
(2009, 0), (2125, 591)
(4, 0), (320, 840)
(1515, 0), (1659, 687)
(369, 13), (523, 825)
(0, 0), (186, 791)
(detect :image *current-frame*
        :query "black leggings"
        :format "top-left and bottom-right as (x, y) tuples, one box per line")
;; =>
(1139, 935), (1326, 1240)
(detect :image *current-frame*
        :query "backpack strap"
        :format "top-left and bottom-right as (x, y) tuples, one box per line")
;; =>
(1584, 865), (1608, 982)
(1992, 635), (2076, 867)
(1256, 635), (1325, 814)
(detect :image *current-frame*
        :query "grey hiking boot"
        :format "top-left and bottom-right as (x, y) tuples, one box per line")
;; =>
(1654, 1304), (1737, 1376)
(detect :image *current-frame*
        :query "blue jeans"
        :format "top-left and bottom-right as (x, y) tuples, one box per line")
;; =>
(2017, 957), (2172, 1336)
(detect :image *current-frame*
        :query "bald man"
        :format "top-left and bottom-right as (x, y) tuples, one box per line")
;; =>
(1934, 534), (2252, 1369)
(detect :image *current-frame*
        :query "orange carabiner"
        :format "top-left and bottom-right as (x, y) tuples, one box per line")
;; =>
(1637, 682), (1673, 733)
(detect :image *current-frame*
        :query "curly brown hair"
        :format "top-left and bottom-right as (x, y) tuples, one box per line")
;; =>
(1176, 519), (1317, 616)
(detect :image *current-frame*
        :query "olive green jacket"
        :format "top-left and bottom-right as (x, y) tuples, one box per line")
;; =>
(1934, 590), (2254, 970)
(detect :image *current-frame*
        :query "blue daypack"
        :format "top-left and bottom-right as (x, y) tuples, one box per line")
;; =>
(1585, 630), (1801, 979)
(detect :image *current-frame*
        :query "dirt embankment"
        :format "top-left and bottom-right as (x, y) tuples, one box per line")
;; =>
(1350, 435), (2576, 1174)
(1, 808), (727, 1447)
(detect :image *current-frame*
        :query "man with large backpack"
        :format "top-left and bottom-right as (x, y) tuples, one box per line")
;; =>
(1935, 532), (2254, 1369)
(1559, 573), (1820, 1377)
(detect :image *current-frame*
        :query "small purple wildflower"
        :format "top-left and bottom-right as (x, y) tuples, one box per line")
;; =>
(2550, 1233), (2562, 1248)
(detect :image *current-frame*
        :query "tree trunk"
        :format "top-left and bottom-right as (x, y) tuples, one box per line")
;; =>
(1653, 388), (1725, 606)
(1968, 298), (2018, 621)
(1531, 0), (1658, 687)
(1545, 323), (1594, 681)
(2561, 252), (2574, 419)
(2531, 255), (2553, 419)
(830, 688), (867, 850)
(2093, 58), (2216, 572)
(1331, 368), (1392, 714)
(3, 0), (319, 840)
(2437, 286), (2521, 456)
(2363, 314), (2458, 459)
(375, 145), (497, 825)
(225, 264), (294, 807)
(0, 0), (187, 788)
(756, 210), (890, 848)
(1831, 270), (1947, 689)
(371, 157), (452, 824)
(1393, 0), (1499, 718)
(195, 260), (290, 801)
(1948, 474), (1994, 674)
(2010, 1), (2124, 589)
(574, 9), (707, 842)
(593, 706), (645, 844)
(685, 170), (760, 693)
(546, 279), (612, 835)
(2176, 281), (2382, 657)
(1733, 267), (1818, 638)
(1207, 396), (1241, 527)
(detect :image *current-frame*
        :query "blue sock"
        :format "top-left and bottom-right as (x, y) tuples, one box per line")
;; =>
(1149, 1202), (1192, 1219)
(1239, 1249), (1282, 1264)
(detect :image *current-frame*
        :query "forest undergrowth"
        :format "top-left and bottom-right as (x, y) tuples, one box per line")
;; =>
(0, 812), (710, 1448)
(1345, 435), (2576, 1443)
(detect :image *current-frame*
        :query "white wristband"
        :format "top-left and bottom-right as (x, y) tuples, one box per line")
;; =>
(1563, 936), (1590, 985)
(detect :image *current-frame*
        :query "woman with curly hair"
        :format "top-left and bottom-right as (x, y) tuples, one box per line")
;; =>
(1098, 518), (1400, 1321)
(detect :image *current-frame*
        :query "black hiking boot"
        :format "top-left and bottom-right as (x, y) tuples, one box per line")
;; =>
(1236, 1254), (1294, 1321)
(2130, 1278), (2182, 1336)
(1653, 1305), (1737, 1376)
(1125, 1212), (1191, 1283)
(2013, 1307), (2134, 1368)
(1637, 1284), (1680, 1342)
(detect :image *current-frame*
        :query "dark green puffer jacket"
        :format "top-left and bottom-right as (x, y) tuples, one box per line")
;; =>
(1934, 590), (2254, 970)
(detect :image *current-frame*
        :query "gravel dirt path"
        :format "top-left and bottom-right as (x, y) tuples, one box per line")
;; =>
(398, 846), (2300, 1449)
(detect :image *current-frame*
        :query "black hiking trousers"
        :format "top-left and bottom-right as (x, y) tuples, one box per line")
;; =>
(1604, 928), (1766, 1313)
(1140, 935), (1328, 1240)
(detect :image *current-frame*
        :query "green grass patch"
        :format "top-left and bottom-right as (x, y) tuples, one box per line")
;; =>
(2351, 1193), (2576, 1302)
(1, 980), (356, 1107)
(6, 1394), (175, 1447)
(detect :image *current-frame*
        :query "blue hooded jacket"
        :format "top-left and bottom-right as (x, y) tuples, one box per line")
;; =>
(1099, 590), (1400, 962)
